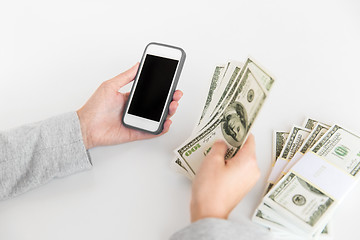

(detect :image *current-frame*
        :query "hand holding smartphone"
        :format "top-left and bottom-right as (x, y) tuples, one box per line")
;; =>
(122, 42), (186, 134)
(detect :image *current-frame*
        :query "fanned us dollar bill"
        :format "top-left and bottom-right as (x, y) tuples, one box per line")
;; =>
(172, 64), (229, 179)
(280, 122), (330, 179)
(174, 58), (275, 177)
(173, 62), (239, 178)
(264, 131), (289, 195)
(265, 125), (311, 190)
(254, 122), (360, 239)
(196, 61), (244, 132)
(264, 118), (331, 194)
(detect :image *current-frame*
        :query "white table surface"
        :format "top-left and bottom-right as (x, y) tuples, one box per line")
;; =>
(1, 0), (360, 239)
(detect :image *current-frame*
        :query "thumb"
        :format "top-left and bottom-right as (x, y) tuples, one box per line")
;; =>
(109, 63), (139, 90)
(232, 134), (256, 162)
(204, 140), (228, 167)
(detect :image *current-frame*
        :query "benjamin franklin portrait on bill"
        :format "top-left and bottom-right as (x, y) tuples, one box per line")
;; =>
(221, 102), (248, 147)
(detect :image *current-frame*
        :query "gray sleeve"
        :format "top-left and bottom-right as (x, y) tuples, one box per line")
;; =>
(170, 218), (273, 240)
(0, 112), (92, 200)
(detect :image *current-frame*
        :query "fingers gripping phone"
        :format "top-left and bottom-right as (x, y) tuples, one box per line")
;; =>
(122, 42), (186, 134)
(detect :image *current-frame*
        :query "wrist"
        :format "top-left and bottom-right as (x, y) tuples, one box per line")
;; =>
(76, 109), (94, 149)
(190, 198), (228, 222)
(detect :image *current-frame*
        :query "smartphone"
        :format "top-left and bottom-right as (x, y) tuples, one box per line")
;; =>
(122, 42), (186, 134)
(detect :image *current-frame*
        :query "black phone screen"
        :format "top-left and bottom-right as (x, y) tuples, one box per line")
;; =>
(128, 54), (179, 121)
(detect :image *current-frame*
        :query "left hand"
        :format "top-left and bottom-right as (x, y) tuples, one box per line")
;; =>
(77, 63), (183, 149)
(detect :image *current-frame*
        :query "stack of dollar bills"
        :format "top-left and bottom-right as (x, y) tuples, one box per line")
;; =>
(253, 117), (360, 239)
(171, 57), (275, 179)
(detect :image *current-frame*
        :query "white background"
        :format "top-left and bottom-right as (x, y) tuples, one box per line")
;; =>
(0, 0), (360, 239)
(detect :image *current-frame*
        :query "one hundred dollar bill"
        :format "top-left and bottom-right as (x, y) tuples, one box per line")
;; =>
(265, 131), (289, 194)
(198, 61), (243, 129)
(302, 117), (330, 131)
(254, 201), (332, 239)
(211, 63), (243, 115)
(299, 123), (330, 154)
(171, 158), (193, 180)
(266, 125), (311, 190)
(273, 131), (289, 164)
(197, 65), (225, 125)
(302, 117), (319, 130)
(311, 125), (360, 177)
(175, 63), (274, 176)
(253, 203), (290, 232)
(279, 125), (311, 160)
(280, 122), (330, 178)
(199, 58), (274, 131)
(266, 172), (334, 231)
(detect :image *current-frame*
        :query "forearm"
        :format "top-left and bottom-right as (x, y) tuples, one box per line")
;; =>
(0, 112), (92, 200)
(170, 218), (273, 240)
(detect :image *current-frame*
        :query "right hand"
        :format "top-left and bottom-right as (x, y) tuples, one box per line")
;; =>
(190, 134), (260, 222)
